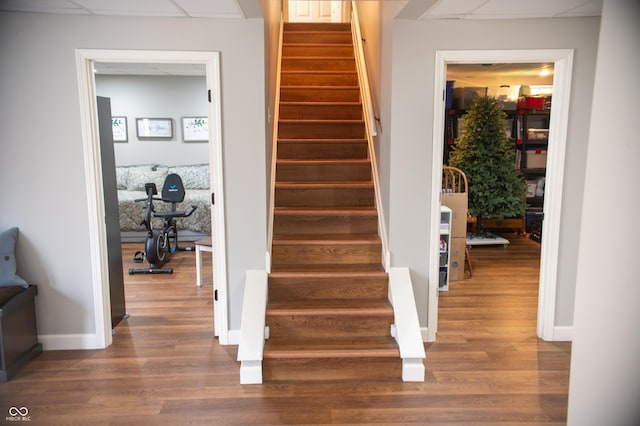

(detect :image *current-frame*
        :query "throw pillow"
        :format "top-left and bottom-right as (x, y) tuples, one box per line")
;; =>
(126, 167), (169, 191)
(168, 164), (210, 189)
(0, 227), (28, 288)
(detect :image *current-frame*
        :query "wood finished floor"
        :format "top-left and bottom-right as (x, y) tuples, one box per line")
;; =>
(0, 237), (571, 425)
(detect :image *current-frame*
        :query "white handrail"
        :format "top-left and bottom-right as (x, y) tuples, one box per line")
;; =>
(351, 2), (390, 270)
(266, 18), (285, 273)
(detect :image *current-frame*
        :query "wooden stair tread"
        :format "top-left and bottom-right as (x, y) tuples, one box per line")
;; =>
(275, 181), (372, 188)
(272, 234), (380, 243)
(276, 159), (370, 165)
(282, 42), (352, 47)
(274, 206), (377, 214)
(277, 138), (366, 143)
(270, 263), (385, 273)
(269, 269), (386, 279)
(279, 119), (364, 123)
(264, 337), (399, 358)
(279, 101), (361, 106)
(280, 85), (359, 90)
(267, 299), (393, 315)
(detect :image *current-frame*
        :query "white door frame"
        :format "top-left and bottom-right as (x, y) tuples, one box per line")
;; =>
(429, 49), (574, 342)
(75, 49), (229, 348)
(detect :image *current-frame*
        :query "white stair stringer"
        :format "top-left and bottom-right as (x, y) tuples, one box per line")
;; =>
(388, 267), (426, 381)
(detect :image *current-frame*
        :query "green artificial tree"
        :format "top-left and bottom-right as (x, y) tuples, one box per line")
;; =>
(449, 95), (526, 231)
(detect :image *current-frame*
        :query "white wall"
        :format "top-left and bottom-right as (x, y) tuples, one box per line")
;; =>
(385, 16), (600, 331)
(96, 75), (209, 166)
(0, 12), (266, 341)
(568, 1), (640, 424)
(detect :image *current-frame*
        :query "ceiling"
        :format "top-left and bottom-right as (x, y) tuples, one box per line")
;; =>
(0, 0), (263, 18)
(2, 0), (600, 80)
(0, 0), (602, 20)
(400, 0), (602, 20)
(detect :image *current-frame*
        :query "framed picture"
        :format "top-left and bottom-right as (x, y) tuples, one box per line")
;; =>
(111, 116), (128, 142)
(182, 117), (209, 142)
(136, 118), (173, 138)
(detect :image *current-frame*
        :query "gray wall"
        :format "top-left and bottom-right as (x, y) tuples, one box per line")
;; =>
(0, 12), (266, 339)
(96, 75), (209, 166)
(384, 16), (600, 330)
(568, 1), (640, 423)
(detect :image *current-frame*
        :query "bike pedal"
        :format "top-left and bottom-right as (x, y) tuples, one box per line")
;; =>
(133, 251), (144, 263)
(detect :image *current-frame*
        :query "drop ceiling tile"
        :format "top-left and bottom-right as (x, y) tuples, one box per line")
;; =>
(557, 0), (602, 17)
(0, 0), (89, 14)
(174, 0), (243, 18)
(73, 0), (184, 17)
(471, 0), (592, 18)
(425, 0), (488, 17)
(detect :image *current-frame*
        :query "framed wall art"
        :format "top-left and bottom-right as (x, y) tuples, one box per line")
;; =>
(136, 118), (173, 138)
(182, 117), (209, 142)
(111, 116), (128, 142)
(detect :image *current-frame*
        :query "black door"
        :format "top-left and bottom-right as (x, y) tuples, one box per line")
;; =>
(97, 96), (127, 329)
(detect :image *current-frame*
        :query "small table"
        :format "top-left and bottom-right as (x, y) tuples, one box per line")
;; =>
(195, 238), (213, 287)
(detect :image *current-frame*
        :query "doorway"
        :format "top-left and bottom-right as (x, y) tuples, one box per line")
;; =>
(285, 0), (344, 22)
(94, 65), (212, 334)
(75, 49), (229, 348)
(429, 49), (574, 342)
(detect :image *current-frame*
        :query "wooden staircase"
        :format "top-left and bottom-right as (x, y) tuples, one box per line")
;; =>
(264, 22), (401, 381)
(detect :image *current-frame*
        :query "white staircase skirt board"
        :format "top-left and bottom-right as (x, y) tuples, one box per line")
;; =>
(388, 267), (426, 381)
(237, 270), (268, 384)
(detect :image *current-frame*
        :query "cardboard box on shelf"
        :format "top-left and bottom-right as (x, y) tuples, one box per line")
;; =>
(441, 192), (468, 238)
(448, 237), (467, 281)
(526, 149), (548, 169)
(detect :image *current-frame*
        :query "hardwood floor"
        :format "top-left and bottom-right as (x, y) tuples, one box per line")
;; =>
(0, 237), (570, 424)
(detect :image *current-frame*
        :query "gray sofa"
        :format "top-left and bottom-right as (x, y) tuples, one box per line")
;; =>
(116, 164), (211, 237)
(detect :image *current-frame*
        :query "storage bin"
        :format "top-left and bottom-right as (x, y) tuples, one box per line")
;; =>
(445, 80), (455, 109)
(525, 180), (537, 198)
(487, 85), (518, 110)
(526, 149), (547, 168)
(439, 269), (447, 288)
(453, 87), (486, 109)
(527, 128), (549, 140)
(517, 96), (545, 110)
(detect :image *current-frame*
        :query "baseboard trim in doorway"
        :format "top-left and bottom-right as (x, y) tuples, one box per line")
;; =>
(553, 326), (573, 341)
(38, 333), (106, 350)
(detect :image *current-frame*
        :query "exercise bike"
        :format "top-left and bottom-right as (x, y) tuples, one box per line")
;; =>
(128, 173), (197, 275)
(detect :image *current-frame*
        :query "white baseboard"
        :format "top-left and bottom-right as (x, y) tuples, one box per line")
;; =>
(421, 326), (573, 343)
(38, 334), (106, 350)
(553, 326), (573, 341)
(226, 329), (241, 345)
(421, 327), (432, 342)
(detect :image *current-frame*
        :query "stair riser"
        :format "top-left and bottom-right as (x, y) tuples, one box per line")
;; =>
(279, 103), (362, 120)
(283, 45), (354, 58)
(277, 140), (368, 160)
(280, 87), (360, 102)
(283, 32), (352, 44)
(271, 242), (382, 266)
(284, 23), (351, 32)
(282, 58), (356, 72)
(268, 276), (388, 301)
(275, 186), (374, 207)
(263, 357), (402, 381)
(276, 162), (371, 182)
(280, 72), (358, 87)
(273, 213), (378, 235)
(279, 121), (365, 139)
(267, 314), (393, 338)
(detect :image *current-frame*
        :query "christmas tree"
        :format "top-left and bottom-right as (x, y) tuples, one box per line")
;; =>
(449, 95), (526, 224)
